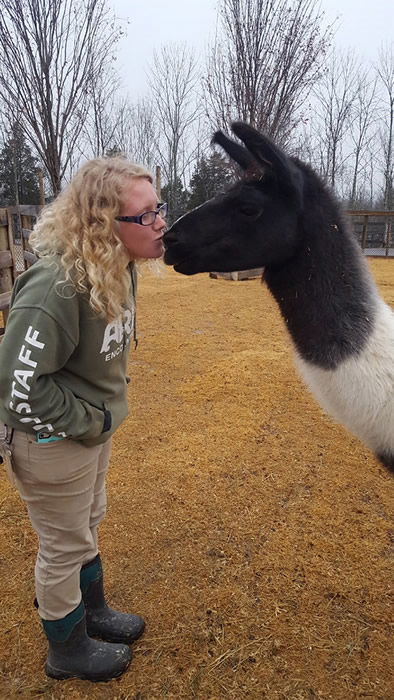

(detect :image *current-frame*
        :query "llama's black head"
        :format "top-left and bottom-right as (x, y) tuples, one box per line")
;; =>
(164, 122), (304, 275)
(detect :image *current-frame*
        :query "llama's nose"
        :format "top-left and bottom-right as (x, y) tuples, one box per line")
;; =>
(163, 226), (178, 246)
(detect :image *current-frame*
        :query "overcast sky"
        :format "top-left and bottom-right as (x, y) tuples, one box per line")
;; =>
(111, 0), (393, 97)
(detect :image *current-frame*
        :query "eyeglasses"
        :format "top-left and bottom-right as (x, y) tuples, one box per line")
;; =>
(115, 202), (168, 226)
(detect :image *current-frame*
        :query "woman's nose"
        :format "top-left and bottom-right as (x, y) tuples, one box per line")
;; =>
(154, 214), (166, 229)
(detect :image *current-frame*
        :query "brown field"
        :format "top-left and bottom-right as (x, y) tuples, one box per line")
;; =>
(0, 259), (393, 699)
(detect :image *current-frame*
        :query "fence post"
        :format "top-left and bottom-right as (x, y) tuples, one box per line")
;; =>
(0, 209), (14, 329)
(361, 215), (368, 250)
(385, 216), (392, 257)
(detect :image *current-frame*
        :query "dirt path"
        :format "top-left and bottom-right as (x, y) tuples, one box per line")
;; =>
(0, 259), (393, 699)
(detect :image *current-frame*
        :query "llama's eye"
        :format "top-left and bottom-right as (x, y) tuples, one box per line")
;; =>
(239, 204), (263, 218)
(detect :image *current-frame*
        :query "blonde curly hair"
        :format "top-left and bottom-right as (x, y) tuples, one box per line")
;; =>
(29, 157), (153, 322)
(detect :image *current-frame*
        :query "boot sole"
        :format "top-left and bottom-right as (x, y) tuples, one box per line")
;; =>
(45, 654), (131, 682)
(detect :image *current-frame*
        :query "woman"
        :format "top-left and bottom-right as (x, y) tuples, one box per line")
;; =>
(0, 157), (167, 681)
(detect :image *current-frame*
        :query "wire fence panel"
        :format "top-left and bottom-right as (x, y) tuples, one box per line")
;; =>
(348, 211), (394, 257)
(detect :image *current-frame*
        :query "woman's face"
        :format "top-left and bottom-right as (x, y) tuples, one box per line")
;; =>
(116, 177), (166, 260)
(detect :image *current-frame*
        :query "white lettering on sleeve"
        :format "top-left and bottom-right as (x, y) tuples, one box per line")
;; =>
(14, 369), (34, 393)
(18, 344), (38, 368)
(11, 381), (29, 400)
(25, 326), (45, 349)
(16, 402), (31, 414)
(9, 326), (57, 436)
(20, 416), (42, 424)
(33, 423), (54, 432)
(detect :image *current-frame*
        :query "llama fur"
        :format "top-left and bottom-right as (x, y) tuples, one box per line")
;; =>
(164, 122), (394, 473)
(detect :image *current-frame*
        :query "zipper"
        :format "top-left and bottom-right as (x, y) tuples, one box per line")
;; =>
(131, 265), (138, 350)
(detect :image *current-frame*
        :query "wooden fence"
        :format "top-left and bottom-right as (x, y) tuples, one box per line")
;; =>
(0, 205), (40, 336)
(349, 209), (394, 256)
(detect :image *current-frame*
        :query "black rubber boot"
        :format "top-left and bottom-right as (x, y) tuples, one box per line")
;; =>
(80, 554), (145, 644)
(42, 601), (131, 681)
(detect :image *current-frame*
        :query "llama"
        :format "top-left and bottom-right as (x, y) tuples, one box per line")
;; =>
(163, 122), (394, 474)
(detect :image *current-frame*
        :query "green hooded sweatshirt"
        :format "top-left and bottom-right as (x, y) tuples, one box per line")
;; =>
(0, 256), (137, 446)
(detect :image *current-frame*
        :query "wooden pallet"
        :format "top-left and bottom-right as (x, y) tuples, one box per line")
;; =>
(209, 268), (263, 281)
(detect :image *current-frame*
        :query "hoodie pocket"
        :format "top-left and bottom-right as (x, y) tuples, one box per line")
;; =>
(102, 407), (112, 433)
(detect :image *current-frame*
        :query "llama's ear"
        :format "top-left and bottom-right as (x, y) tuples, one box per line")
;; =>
(212, 130), (256, 171)
(231, 122), (296, 187)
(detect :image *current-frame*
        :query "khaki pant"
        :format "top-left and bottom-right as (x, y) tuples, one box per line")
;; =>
(8, 430), (111, 620)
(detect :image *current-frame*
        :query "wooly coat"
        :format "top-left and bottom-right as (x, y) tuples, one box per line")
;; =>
(164, 122), (394, 474)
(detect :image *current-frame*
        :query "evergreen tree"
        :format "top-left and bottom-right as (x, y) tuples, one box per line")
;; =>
(105, 144), (124, 157)
(187, 152), (233, 210)
(0, 123), (40, 205)
(161, 177), (190, 225)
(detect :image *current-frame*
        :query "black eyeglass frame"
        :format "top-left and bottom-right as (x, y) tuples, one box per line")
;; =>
(115, 202), (168, 226)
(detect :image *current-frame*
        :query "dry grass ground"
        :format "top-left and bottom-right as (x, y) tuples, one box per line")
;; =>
(0, 259), (393, 699)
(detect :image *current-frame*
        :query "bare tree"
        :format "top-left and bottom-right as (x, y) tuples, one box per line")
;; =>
(0, 0), (123, 195)
(124, 98), (159, 171)
(313, 51), (360, 192)
(148, 44), (201, 220)
(376, 44), (394, 211)
(79, 93), (160, 176)
(82, 66), (122, 159)
(348, 70), (379, 206)
(204, 0), (333, 146)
